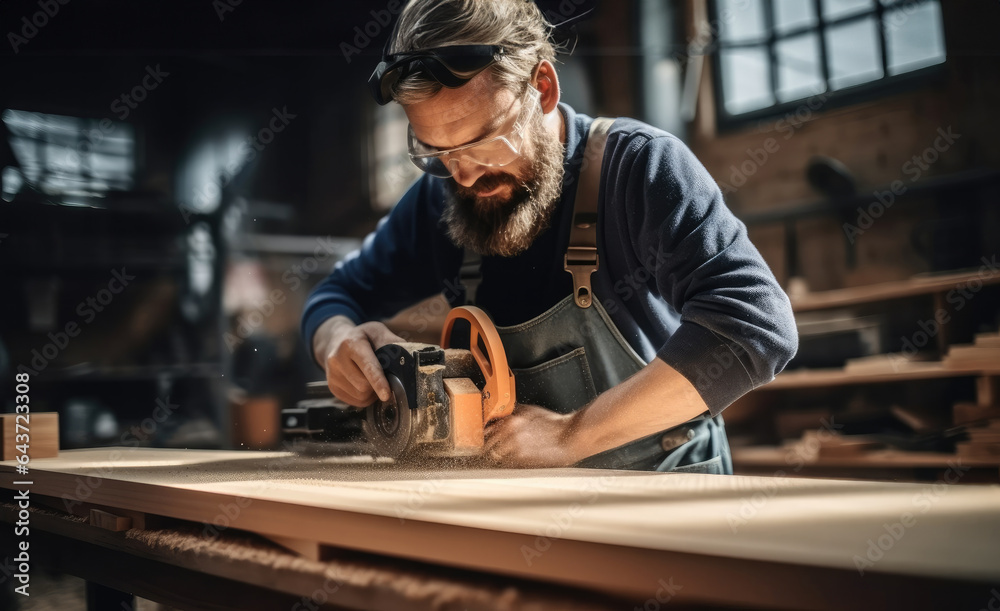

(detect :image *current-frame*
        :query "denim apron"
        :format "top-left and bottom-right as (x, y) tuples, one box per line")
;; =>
(492, 292), (732, 474)
(460, 118), (733, 474)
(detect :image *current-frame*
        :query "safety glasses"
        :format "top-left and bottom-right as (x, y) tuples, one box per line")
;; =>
(407, 85), (541, 178)
(368, 44), (506, 106)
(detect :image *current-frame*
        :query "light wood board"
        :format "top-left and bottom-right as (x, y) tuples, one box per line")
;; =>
(733, 445), (1000, 468)
(765, 360), (1000, 389)
(789, 269), (1000, 312)
(3, 447), (1000, 609)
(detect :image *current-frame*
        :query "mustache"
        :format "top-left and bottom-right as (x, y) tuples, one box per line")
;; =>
(451, 172), (526, 199)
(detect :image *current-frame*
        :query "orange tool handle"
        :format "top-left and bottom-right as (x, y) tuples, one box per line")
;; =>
(440, 306), (516, 423)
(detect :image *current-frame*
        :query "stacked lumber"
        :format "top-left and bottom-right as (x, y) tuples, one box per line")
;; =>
(943, 332), (1000, 369)
(843, 352), (934, 373)
(952, 370), (1000, 462)
(956, 420), (1000, 460)
(775, 398), (1000, 465)
(773, 408), (834, 440)
(781, 429), (885, 461)
(953, 401), (1000, 426)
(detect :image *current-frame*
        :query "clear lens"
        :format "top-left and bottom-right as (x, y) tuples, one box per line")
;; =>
(408, 86), (540, 178)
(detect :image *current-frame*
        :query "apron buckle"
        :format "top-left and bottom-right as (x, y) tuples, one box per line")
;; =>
(660, 426), (696, 453)
(564, 246), (598, 308)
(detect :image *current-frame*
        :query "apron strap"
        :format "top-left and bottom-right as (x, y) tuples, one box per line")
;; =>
(459, 248), (482, 305)
(565, 117), (614, 308)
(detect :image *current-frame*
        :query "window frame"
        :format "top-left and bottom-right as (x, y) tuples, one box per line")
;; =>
(709, 0), (948, 132)
(2, 109), (137, 198)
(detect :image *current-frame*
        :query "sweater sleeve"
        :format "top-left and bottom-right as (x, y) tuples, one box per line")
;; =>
(611, 133), (798, 415)
(300, 177), (450, 359)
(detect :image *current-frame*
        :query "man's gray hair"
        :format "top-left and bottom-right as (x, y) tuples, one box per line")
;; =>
(388, 0), (556, 105)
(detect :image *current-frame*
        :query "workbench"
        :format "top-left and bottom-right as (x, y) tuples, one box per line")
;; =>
(2, 447), (998, 610)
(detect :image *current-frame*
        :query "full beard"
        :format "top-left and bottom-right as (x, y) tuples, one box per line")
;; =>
(442, 115), (565, 257)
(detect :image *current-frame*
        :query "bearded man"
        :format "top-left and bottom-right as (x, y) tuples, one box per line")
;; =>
(301, 0), (798, 472)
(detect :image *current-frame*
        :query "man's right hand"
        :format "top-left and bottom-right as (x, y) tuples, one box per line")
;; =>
(313, 316), (405, 408)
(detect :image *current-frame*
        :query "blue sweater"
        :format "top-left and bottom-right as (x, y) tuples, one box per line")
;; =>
(302, 104), (798, 415)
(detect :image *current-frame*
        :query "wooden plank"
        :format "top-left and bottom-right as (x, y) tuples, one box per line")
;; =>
(789, 270), (1000, 312)
(764, 361), (1000, 390)
(34, 493), (160, 530)
(956, 442), (1000, 459)
(966, 430), (1000, 444)
(953, 402), (1000, 426)
(973, 334), (1000, 349)
(89, 508), (132, 532)
(0, 412), (59, 460)
(977, 376), (1000, 408)
(733, 446), (1000, 468)
(944, 359), (1000, 370)
(2, 446), (999, 610)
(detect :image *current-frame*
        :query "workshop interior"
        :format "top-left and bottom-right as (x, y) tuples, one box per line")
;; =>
(1, 0), (999, 609)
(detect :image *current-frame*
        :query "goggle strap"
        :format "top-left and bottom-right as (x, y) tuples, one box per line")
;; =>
(371, 45), (504, 105)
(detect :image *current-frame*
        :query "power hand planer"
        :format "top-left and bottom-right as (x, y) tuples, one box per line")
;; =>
(282, 306), (516, 459)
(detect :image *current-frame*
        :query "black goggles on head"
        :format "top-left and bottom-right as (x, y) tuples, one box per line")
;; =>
(368, 44), (506, 105)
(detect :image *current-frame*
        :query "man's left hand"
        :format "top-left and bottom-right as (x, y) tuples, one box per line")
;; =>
(483, 403), (580, 468)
